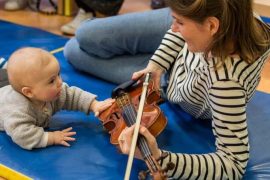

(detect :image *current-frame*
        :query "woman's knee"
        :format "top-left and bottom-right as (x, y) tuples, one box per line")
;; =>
(75, 19), (116, 55)
(64, 38), (78, 64)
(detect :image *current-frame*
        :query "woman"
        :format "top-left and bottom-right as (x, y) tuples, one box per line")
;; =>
(117, 0), (270, 179)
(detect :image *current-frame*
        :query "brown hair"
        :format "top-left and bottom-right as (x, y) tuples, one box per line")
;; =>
(166, 0), (270, 65)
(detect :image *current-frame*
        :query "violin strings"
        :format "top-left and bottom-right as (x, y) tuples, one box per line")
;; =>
(118, 96), (147, 152)
(120, 95), (150, 156)
(118, 94), (158, 171)
(125, 96), (158, 171)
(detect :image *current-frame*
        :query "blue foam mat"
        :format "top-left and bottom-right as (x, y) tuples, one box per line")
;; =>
(261, 16), (270, 24)
(0, 20), (270, 179)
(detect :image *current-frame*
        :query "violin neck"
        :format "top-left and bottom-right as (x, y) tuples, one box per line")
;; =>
(122, 105), (160, 173)
(122, 105), (152, 159)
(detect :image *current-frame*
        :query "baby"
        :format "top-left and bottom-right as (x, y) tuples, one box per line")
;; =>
(0, 47), (114, 150)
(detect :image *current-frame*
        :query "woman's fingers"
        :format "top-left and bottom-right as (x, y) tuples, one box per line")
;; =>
(132, 70), (146, 80)
(153, 76), (161, 90)
(139, 126), (157, 147)
(118, 126), (144, 159)
(139, 126), (160, 159)
(132, 69), (162, 91)
(118, 126), (134, 154)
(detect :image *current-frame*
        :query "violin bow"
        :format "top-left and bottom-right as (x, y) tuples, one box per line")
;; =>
(124, 72), (151, 180)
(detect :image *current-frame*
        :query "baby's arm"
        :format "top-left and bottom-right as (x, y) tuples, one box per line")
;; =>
(47, 127), (76, 147)
(56, 83), (114, 116)
(4, 113), (48, 150)
(3, 104), (77, 150)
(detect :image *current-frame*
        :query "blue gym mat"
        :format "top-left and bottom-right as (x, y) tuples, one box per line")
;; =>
(261, 16), (270, 24)
(0, 20), (270, 180)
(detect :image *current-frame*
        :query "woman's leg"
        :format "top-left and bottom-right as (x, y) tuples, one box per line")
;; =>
(64, 8), (172, 84)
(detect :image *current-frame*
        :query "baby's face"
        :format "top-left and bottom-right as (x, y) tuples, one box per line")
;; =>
(29, 56), (63, 103)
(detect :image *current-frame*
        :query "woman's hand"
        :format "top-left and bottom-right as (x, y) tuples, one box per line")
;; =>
(132, 62), (164, 90)
(118, 125), (161, 160)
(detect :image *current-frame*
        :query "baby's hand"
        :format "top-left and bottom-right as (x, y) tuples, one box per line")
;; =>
(50, 127), (76, 147)
(90, 98), (115, 117)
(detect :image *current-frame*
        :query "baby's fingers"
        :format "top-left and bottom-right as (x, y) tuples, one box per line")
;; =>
(101, 98), (115, 107)
(60, 141), (70, 147)
(104, 98), (115, 103)
(65, 131), (76, 137)
(95, 99), (115, 117)
(62, 127), (73, 132)
(100, 102), (114, 110)
(64, 137), (76, 141)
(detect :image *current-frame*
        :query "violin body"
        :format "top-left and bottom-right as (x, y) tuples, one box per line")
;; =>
(99, 79), (167, 145)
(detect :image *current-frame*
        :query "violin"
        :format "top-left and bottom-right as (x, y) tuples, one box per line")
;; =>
(99, 74), (174, 179)
(99, 75), (166, 145)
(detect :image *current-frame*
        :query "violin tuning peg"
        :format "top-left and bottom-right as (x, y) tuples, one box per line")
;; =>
(163, 162), (175, 173)
(157, 152), (169, 162)
(138, 170), (149, 180)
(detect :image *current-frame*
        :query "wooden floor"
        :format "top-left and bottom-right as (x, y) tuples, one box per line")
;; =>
(0, 0), (269, 93)
(0, 0), (151, 36)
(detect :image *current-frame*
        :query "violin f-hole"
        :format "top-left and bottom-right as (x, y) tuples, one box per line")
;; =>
(103, 112), (121, 132)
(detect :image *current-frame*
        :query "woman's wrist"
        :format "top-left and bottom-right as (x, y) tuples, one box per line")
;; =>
(153, 148), (162, 160)
(147, 61), (165, 73)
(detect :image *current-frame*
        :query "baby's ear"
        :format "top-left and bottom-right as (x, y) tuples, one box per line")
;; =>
(21, 87), (33, 98)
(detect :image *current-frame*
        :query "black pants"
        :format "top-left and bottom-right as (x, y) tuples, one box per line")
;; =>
(75, 0), (124, 16)
(0, 69), (9, 88)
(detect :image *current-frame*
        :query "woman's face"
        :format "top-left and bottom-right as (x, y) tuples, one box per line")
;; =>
(171, 11), (216, 53)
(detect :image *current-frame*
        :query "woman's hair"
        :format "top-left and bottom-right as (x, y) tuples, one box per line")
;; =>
(165, 0), (270, 65)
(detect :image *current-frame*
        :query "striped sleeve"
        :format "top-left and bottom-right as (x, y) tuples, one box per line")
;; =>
(150, 29), (185, 71)
(160, 80), (248, 180)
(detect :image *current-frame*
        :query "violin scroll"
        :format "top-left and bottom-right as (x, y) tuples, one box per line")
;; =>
(138, 152), (175, 180)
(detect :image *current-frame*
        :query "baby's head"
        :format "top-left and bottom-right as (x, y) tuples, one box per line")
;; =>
(7, 47), (63, 103)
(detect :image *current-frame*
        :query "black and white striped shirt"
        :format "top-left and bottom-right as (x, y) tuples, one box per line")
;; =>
(150, 29), (270, 179)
